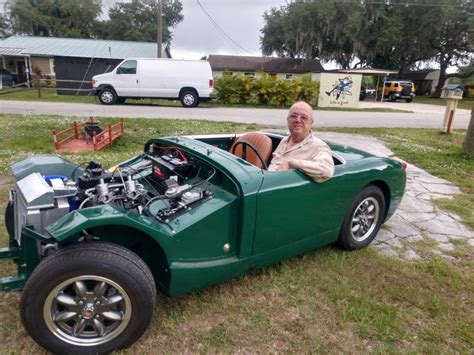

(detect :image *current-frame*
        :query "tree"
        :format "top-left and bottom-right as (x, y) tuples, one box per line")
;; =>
(427, 0), (473, 96)
(0, 14), (10, 39)
(260, 1), (446, 75)
(98, 0), (183, 43)
(463, 109), (474, 154)
(7, 0), (102, 38)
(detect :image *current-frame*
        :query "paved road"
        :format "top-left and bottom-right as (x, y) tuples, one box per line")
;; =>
(0, 99), (471, 128)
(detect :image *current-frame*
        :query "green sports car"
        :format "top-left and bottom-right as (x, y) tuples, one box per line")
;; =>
(0, 132), (406, 353)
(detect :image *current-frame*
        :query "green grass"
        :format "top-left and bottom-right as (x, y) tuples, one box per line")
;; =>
(0, 115), (472, 353)
(0, 88), (412, 112)
(414, 96), (474, 110)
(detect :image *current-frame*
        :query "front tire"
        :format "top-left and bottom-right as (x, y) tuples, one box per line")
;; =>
(405, 98), (413, 103)
(338, 185), (385, 250)
(98, 88), (117, 105)
(180, 90), (199, 108)
(20, 242), (156, 354)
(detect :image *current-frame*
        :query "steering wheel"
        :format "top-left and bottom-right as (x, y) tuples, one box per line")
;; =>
(231, 141), (268, 170)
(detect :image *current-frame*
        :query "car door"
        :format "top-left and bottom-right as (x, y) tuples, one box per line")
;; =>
(114, 60), (139, 97)
(253, 169), (343, 255)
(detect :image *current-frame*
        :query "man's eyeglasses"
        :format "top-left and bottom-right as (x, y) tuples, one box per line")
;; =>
(288, 114), (311, 122)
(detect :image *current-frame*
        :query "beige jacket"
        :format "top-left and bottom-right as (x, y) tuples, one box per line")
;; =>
(268, 133), (335, 183)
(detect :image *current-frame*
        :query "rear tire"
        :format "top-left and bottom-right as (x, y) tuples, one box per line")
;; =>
(98, 88), (117, 105)
(405, 98), (413, 103)
(180, 90), (199, 108)
(338, 185), (385, 250)
(20, 242), (156, 354)
(388, 93), (395, 102)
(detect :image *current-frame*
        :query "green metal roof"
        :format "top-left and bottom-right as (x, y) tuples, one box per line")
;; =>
(0, 36), (170, 59)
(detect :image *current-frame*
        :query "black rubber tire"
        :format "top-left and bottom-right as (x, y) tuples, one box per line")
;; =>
(98, 88), (117, 105)
(20, 242), (156, 354)
(116, 97), (126, 104)
(388, 93), (395, 102)
(4, 200), (15, 241)
(338, 185), (386, 250)
(405, 98), (413, 103)
(180, 90), (199, 108)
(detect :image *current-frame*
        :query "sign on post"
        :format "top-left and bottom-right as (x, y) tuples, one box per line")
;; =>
(318, 73), (362, 108)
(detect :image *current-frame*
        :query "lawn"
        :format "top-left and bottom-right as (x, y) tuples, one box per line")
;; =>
(0, 88), (412, 112)
(0, 114), (472, 353)
(414, 95), (473, 110)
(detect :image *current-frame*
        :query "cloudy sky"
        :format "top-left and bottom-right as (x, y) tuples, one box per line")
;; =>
(103, 0), (288, 59)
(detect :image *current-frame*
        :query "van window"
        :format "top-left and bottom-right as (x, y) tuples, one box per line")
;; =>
(117, 60), (137, 74)
(384, 82), (391, 87)
(394, 83), (399, 87)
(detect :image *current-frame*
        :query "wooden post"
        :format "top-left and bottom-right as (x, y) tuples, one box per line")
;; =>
(52, 130), (59, 150)
(36, 78), (42, 98)
(108, 124), (113, 146)
(92, 131), (97, 149)
(120, 118), (124, 134)
(73, 121), (79, 139)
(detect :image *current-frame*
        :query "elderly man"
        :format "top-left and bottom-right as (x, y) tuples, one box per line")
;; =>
(268, 101), (334, 183)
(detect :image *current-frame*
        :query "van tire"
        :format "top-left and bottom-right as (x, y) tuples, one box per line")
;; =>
(99, 88), (117, 105)
(180, 90), (199, 108)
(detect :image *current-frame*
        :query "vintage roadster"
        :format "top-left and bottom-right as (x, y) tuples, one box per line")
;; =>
(0, 132), (406, 353)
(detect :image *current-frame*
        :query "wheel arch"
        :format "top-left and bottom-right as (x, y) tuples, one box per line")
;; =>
(87, 225), (171, 294)
(365, 180), (391, 221)
(179, 86), (199, 98)
(98, 84), (116, 92)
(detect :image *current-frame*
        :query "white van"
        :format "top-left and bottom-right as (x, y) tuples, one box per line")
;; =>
(91, 58), (215, 107)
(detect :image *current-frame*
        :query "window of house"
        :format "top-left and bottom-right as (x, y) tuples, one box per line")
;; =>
(244, 72), (255, 78)
(285, 74), (293, 80)
(117, 60), (137, 74)
(222, 71), (233, 77)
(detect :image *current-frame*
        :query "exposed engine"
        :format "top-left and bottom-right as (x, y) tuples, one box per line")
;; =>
(11, 145), (214, 244)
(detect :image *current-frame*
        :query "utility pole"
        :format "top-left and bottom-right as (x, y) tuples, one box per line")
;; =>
(157, 0), (162, 58)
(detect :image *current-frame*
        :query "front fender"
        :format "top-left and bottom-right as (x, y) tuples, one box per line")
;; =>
(46, 204), (173, 245)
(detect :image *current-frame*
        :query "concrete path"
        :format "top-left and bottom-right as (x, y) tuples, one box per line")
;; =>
(319, 132), (473, 260)
(0, 99), (471, 129)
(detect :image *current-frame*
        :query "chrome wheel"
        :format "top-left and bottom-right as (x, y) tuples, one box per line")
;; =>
(43, 275), (132, 347)
(100, 91), (114, 104)
(182, 93), (195, 106)
(350, 197), (380, 242)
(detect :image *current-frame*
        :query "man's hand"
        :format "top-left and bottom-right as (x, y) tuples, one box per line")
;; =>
(278, 160), (290, 170)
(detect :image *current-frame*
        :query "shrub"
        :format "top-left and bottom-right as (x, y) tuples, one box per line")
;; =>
(215, 74), (319, 107)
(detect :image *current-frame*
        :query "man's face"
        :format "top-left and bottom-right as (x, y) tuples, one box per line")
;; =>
(287, 103), (313, 138)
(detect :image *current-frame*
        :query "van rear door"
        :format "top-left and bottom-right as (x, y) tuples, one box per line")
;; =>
(114, 60), (139, 97)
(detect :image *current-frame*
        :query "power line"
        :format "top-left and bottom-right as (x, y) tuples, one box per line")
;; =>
(195, 0), (254, 55)
(317, 0), (466, 7)
(364, 0), (467, 7)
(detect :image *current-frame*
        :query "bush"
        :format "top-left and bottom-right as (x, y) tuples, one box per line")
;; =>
(215, 74), (319, 107)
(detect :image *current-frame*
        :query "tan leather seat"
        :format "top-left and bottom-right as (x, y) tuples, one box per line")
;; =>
(229, 132), (272, 169)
